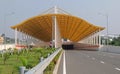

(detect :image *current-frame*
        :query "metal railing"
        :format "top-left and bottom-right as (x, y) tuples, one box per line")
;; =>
(25, 48), (62, 74)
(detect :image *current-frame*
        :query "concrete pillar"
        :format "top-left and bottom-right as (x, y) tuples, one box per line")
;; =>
(15, 28), (18, 45)
(99, 35), (101, 46)
(18, 29), (21, 45)
(98, 29), (101, 46)
(94, 32), (97, 45)
(53, 16), (62, 48)
(92, 33), (94, 45)
(91, 34), (93, 45)
(96, 31), (99, 45)
(89, 34), (92, 45)
(20, 31), (22, 45)
(96, 32), (98, 45)
(87, 37), (89, 44)
(93, 33), (95, 45)
(88, 37), (91, 44)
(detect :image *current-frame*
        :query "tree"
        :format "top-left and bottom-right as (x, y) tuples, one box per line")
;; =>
(3, 53), (10, 64)
(109, 35), (120, 46)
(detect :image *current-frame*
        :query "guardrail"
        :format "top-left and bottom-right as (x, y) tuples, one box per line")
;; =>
(25, 48), (62, 74)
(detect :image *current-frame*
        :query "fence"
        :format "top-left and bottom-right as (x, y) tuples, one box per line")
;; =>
(25, 48), (62, 74)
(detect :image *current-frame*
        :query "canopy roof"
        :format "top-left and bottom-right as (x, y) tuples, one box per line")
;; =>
(11, 14), (104, 42)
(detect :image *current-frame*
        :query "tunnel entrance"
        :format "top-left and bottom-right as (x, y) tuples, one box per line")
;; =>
(62, 44), (74, 50)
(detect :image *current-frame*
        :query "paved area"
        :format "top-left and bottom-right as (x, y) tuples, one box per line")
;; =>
(57, 50), (120, 74)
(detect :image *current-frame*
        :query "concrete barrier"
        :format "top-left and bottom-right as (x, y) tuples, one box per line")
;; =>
(99, 45), (120, 54)
(74, 43), (99, 51)
(0, 44), (15, 50)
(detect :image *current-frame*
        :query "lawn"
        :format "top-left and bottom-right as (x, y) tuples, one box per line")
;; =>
(0, 47), (55, 74)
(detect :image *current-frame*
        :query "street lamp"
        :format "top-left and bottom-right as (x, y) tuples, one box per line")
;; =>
(3, 12), (15, 49)
(98, 13), (109, 46)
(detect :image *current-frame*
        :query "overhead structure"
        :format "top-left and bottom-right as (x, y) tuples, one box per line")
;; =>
(11, 7), (104, 42)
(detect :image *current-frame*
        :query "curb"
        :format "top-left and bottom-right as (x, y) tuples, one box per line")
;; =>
(53, 50), (63, 74)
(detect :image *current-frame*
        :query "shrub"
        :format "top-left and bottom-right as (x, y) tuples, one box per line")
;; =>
(3, 52), (10, 64)
(20, 57), (28, 67)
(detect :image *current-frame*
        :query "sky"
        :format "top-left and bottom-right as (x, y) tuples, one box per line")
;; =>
(0, 0), (120, 38)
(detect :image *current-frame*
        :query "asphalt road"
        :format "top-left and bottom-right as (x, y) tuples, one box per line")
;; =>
(57, 50), (120, 74)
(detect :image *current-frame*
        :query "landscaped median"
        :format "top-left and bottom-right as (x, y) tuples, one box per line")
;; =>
(25, 48), (62, 74)
(43, 50), (62, 74)
(0, 47), (58, 74)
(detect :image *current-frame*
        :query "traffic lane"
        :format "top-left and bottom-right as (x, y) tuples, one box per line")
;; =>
(79, 50), (120, 68)
(65, 50), (120, 74)
(80, 50), (120, 59)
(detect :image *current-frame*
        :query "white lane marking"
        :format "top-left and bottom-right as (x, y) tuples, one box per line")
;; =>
(92, 57), (95, 60)
(100, 61), (105, 64)
(63, 51), (66, 74)
(115, 68), (120, 71)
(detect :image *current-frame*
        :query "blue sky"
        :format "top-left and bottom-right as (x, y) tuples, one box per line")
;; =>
(0, 0), (120, 38)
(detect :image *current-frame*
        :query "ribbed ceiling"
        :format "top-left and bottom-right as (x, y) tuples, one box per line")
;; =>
(11, 14), (104, 42)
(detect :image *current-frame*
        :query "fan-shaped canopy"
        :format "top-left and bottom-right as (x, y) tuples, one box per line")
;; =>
(11, 14), (104, 42)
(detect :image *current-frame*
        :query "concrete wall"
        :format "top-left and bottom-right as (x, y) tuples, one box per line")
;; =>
(99, 45), (120, 54)
(74, 43), (99, 51)
(0, 44), (15, 50)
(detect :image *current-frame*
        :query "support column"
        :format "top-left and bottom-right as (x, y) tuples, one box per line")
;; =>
(92, 33), (94, 45)
(18, 29), (21, 45)
(95, 32), (97, 45)
(15, 28), (18, 45)
(90, 34), (92, 45)
(98, 29), (101, 46)
(93, 32), (96, 45)
(96, 32), (98, 45)
(96, 31), (99, 45)
(99, 34), (101, 46)
(93, 33), (95, 45)
(53, 16), (62, 48)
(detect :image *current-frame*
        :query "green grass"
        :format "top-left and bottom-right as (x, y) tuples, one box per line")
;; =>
(0, 47), (55, 74)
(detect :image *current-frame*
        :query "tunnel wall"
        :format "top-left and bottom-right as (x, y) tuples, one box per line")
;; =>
(73, 43), (99, 51)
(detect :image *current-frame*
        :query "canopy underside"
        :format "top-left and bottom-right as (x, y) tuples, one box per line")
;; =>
(11, 14), (104, 42)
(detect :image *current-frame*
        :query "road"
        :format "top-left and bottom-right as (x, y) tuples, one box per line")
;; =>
(57, 50), (120, 74)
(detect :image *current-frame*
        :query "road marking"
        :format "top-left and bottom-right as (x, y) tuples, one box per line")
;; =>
(100, 61), (105, 64)
(63, 50), (66, 74)
(115, 68), (120, 71)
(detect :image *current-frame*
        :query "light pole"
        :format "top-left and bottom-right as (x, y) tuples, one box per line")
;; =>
(3, 12), (15, 49)
(98, 13), (109, 46)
